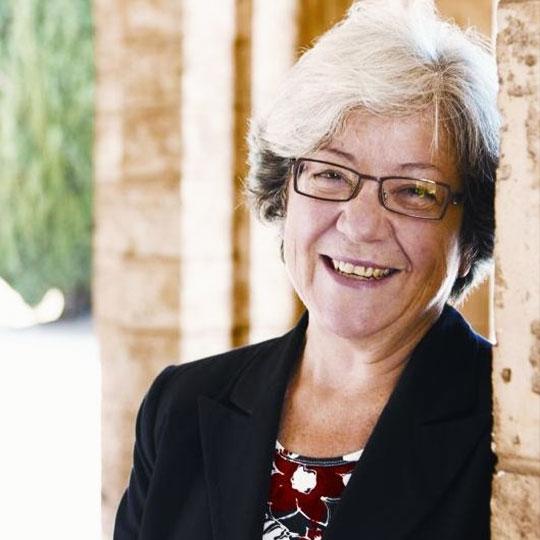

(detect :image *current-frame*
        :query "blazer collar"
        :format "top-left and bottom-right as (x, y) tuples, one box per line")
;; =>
(324, 305), (490, 539)
(198, 306), (489, 540)
(228, 311), (308, 414)
(404, 303), (482, 423)
(197, 313), (307, 540)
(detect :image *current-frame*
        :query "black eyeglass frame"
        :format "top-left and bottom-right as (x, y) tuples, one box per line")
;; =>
(291, 157), (464, 221)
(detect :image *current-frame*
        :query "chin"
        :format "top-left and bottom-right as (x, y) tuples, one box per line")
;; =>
(312, 304), (383, 341)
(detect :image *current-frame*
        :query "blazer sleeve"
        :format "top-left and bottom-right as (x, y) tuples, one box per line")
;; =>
(113, 365), (178, 540)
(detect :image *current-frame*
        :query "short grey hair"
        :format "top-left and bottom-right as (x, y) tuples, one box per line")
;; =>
(247, 0), (500, 301)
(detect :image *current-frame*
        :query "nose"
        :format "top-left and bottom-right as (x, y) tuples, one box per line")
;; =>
(335, 179), (391, 243)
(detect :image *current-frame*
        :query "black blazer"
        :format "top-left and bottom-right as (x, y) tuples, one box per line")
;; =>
(114, 305), (494, 540)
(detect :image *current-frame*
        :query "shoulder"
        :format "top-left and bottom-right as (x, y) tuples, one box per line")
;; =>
(445, 304), (493, 379)
(442, 305), (493, 412)
(435, 304), (492, 358)
(137, 334), (286, 440)
(409, 305), (493, 417)
(454, 307), (493, 376)
(157, 336), (283, 403)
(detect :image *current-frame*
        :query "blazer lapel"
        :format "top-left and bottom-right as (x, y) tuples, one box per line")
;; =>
(324, 306), (491, 540)
(198, 314), (308, 540)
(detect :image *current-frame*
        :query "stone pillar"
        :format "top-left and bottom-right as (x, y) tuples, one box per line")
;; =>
(93, 0), (182, 536)
(179, 0), (235, 362)
(249, 0), (298, 342)
(492, 1), (540, 538)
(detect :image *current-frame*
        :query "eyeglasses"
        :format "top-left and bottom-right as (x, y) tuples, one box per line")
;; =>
(292, 158), (464, 220)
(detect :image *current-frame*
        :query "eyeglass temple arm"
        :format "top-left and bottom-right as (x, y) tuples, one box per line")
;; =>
(451, 192), (465, 206)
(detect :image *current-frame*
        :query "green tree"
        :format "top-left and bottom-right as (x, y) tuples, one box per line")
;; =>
(0, 0), (93, 316)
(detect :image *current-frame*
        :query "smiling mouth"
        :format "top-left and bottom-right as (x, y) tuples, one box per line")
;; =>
(324, 256), (398, 281)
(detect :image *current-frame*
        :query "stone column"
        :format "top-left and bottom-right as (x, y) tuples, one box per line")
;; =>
(179, 0), (235, 362)
(492, 1), (540, 537)
(93, 0), (182, 536)
(249, 0), (298, 342)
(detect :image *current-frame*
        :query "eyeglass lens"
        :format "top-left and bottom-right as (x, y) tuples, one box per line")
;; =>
(295, 159), (449, 219)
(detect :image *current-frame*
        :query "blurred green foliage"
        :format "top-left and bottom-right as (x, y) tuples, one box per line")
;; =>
(0, 0), (93, 311)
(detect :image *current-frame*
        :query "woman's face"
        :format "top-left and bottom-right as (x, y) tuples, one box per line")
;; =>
(283, 111), (466, 342)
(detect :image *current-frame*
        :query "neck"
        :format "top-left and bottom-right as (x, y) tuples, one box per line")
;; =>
(300, 307), (442, 394)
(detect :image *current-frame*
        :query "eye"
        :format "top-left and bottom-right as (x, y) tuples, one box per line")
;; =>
(295, 160), (357, 199)
(313, 169), (348, 182)
(311, 169), (357, 189)
(384, 178), (444, 211)
(400, 185), (437, 199)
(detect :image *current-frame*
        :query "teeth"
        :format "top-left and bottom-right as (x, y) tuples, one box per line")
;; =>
(330, 258), (393, 279)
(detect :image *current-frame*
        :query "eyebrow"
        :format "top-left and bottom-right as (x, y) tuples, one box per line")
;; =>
(320, 147), (443, 175)
(398, 162), (443, 174)
(318, 146), (357, 162)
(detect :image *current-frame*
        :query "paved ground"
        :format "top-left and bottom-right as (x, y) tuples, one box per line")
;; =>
(0, 315), (101, 540)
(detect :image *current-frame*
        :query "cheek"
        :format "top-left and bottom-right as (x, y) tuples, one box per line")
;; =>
(283, 217), (311, 274)
(283, 198), (330, 287)
(284, 197), (326, 252)
(400, 222), (462, 276)
(282, 207), (306, 285)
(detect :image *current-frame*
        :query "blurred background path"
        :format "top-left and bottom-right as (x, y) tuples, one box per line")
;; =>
(0, 313), (100, 540)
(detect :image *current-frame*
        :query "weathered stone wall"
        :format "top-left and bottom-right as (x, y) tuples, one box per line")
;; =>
(93, 0), (182, 535)
(492, 1), (540, 537)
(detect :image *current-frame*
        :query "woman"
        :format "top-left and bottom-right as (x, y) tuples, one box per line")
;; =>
(114, 1), (499, 539)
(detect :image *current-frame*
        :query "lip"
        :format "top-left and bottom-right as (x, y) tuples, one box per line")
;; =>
(320, 255), (399, 288)
(323, 254), (397, 270)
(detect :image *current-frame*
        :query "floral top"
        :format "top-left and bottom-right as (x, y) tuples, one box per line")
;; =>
(263, 441), (363, 540)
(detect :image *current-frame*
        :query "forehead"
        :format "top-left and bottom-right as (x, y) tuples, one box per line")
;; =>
(320, 110), (458, 180)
